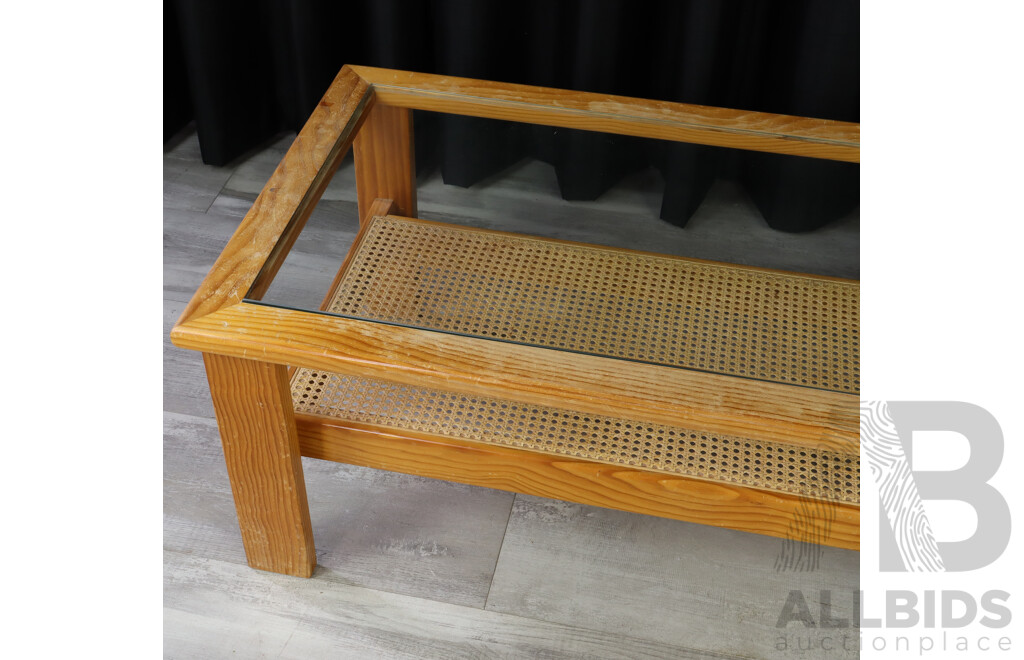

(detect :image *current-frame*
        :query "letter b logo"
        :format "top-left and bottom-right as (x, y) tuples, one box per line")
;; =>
(862, 401), (1010, 572)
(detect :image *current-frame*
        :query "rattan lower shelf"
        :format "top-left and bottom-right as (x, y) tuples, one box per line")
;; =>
(289, 214), (860, 546)
(291, 370), (859, 504)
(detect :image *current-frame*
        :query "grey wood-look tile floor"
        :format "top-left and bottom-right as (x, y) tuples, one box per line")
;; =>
(164, 126), (860, 659)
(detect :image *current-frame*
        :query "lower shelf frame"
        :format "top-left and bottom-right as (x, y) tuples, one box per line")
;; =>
(295, 412), (860, 551)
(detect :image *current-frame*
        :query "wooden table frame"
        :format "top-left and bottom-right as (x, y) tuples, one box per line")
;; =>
(171, 65), (860, 577)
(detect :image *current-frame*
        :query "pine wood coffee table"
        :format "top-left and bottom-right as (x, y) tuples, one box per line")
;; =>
(171, 65), (860, 577)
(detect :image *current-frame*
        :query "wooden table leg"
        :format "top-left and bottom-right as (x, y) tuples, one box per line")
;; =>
(353, 103), (416, 225)
(203, 353), (316, 577)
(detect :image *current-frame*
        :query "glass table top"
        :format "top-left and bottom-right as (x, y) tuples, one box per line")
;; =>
(243, 111), (859, 395)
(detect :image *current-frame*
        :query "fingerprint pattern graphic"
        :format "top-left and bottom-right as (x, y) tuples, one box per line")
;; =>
(861, 400), (944, 571)
(774, 481), (837, 572)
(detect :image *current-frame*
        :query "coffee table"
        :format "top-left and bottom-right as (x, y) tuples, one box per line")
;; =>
(171, 65), (860, 578)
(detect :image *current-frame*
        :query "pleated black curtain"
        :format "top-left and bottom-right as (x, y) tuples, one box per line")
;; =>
(165, 0), (858, 232)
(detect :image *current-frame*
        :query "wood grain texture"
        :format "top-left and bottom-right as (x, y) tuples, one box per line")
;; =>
(353, 104), (417, 224)
(295, 415), (859, 550)
(203, 353), (316, 577)
(363, 199), (399, 226)
(351, 65), (859, 163)
(174, 302), (857, 453)
(176, 66), (372, 326)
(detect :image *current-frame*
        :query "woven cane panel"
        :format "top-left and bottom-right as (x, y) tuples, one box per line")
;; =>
(292, 370), (859, 503)
(328, 216), (859, 393)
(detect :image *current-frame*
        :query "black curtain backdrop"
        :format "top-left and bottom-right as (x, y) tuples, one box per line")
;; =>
(164, 0), (858, 232)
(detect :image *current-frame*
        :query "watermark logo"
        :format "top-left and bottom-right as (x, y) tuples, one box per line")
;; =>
(774, 483), (840, 573)
(862, 401), (1011, 571)
(772, 401), (1014, 655)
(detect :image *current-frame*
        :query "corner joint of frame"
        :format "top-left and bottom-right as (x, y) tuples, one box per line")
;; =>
(170, 301), (250, 350)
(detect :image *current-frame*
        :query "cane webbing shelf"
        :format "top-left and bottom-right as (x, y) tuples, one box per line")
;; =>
(292, 214), (860, 506)
(292, 372), (860, 504)
(171, 65), (860, 577)
(324, 214), (859, 393)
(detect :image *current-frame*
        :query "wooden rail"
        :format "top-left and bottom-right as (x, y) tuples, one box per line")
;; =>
(352, 65), (859, 162)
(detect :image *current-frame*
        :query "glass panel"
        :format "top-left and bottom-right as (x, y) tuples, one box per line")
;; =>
(247, 110), (859, 393)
